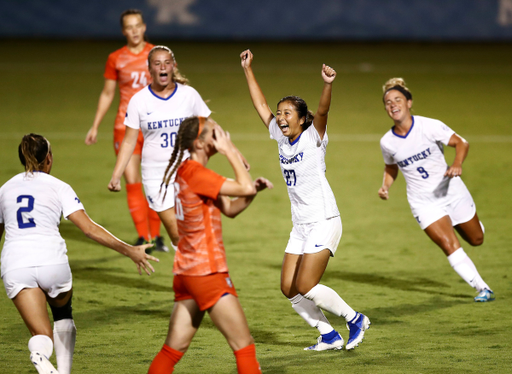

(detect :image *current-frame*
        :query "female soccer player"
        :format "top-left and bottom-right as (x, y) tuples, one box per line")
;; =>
(85, 9), (167, 251)
(108, 45), (211, 249)
(240, 49), (370, 352)
(148, 116), (271, 373)
(378, 78), (494, 302)
(0, 134), (158, 374)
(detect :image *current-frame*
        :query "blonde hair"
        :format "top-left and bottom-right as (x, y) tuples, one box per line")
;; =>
(382, 77), (412, 102)
(18, 133), (51, 173)
(148, 45), (189, 85)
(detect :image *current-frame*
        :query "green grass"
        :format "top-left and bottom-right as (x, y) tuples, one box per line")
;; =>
(1, 40), (512, 373)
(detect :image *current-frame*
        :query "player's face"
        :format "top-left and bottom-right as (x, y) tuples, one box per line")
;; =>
(122, 14), (146, 46)
(276, 101), (305, 141)
(149, 51), (175, 88)
(384, 90), (412, 123)
(201, 119), (218, 156)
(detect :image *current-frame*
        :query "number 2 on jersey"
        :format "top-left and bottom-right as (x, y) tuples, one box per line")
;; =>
(417, 167), (429, 179)
(284, 169), (297, 186)
(17, 195), (36, 229)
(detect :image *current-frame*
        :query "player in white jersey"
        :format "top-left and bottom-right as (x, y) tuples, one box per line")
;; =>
(109, 46), (211, 249)
(378, 78), (494, 302)
(241, 49), (370, 352)
(0, 134), (157, 374)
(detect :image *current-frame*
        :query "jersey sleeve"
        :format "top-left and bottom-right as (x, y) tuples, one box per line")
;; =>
(60, 183), (85, 220)
(425, 119), (455, 145)
(183, 162), (226, 200)
(380, 136), (396, 165)
(104, 52), (118, 81)
(189, 87), (212, 118)
(124, 94), (142, 130)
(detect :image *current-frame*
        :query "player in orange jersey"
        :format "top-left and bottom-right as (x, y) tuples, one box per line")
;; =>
(147, 117), (272, 374)
(85, 9), (167, 252)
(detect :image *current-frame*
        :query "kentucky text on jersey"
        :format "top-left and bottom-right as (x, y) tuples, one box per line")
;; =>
(147, 117), (186, 130)
(397, 148), (432, 168)
(279, 152), (304, 165)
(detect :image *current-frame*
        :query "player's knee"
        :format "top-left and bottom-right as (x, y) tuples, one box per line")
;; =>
(469, 234), (484, 246)
(49, 295), (73, 321)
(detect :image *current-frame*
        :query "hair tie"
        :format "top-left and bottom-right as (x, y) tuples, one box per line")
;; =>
(196, 117), (206, 140)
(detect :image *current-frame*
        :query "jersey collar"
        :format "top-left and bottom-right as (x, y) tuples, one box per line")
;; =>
(148, 83), (178, 101)
(391, 116), (415, 139)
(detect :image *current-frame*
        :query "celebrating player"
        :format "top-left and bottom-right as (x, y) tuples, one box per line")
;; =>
(0, 134), (157, 374)
(148, 117), (271, 373)
(378, 78), (494, 302)
(85, 9), (167, 251)
(108, 45), (211, 249)
(240, 49), (370, 351)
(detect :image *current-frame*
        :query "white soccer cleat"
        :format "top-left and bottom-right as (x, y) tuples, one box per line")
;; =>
(304, 333), (344, 351)
(30, 351), (59, 374)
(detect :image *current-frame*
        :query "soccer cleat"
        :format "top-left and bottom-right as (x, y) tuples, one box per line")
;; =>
(345, 312), (371, 350)
(304, 333), (344, 351)
(30, 351), (59, 374)
(134, 237), (152, 254)
(153, 236), (169, 252)
(474, 289), (495, 302)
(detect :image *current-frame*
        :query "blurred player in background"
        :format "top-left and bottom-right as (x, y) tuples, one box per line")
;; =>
(148, 116), (270, 374)
(378, 78), (494, 302)
(0, 134), (157, 374)
(85, 9), (167, 252)
(240, 49), (370, 352)
(108, 46), (211, 250)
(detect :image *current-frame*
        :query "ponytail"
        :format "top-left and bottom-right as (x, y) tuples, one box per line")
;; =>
(18, 133), (51, 173)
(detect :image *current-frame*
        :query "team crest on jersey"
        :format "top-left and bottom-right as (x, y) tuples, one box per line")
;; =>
(225, 277), (233, 288)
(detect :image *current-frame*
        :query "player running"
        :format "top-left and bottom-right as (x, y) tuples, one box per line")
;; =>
(85, 9), (167, 252)
(240, 49), (370, 351)
(0, 134), (157, 374)
(378, 77), (494, 302)
(108, 45), (211, 250)
(148, 116), (271, 373)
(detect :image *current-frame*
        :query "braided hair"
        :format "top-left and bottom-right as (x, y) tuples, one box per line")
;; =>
(18, 133), (51, 173)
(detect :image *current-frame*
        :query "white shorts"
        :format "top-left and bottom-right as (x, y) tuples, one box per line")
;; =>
(2, 263), (72, 299)
(144, 180), (175, 212)
(414, 192), (476, 230)
(285, 216), (342, 256)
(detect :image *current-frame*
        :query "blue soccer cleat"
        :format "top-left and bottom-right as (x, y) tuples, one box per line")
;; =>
(474, 289), (495, 302)
(345, 312), (371, 350)
(304, 332), (344, 351)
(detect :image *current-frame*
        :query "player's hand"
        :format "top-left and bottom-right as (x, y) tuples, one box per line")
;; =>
(322, 64), (336, 84)
(85, 128), (98, 145)
(240, 49), (253, 69)
(254, 177), (273, 192)
(108, 177), (122, 192)
(378, 186), (389, 200)
(212, 124), (233, 155)
(444, 165), (462, 178)
(129, 244), (159, 276)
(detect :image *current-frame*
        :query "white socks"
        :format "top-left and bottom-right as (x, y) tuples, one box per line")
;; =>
(53, 319), (76, 374)
(303, 284), (357, 322)
(289, 294), (333, 334)
(28, 335), (54, 359)
(447, 248), (490, 292)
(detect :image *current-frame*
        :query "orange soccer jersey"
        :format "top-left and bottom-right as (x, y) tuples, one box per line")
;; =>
(173, 160), (227, 276)
(104, 43), (154, 130)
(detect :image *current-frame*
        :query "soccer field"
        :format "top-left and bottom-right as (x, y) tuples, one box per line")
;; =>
(1, 40), (511, 373)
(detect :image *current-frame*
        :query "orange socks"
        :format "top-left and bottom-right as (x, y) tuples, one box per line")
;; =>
(148, 208), (162, 239)
(126, 182), (150, 240)
(234, 344), (261, 374)
(148, 345), (183, 374)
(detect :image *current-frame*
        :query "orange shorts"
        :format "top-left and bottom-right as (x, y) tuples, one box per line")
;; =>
(173, 272), (238, 311)
(113, 127), (144, 156)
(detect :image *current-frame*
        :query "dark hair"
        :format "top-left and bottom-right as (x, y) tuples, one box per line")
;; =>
(18, 133), (51, 173)
(277, 96), (314, 130)
(148, 46), (189, 85)
(161, 116), (207, 199)
(120, 9), (144, 28)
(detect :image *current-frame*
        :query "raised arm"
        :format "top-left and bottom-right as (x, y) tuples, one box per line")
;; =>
(445, 133), (469, 178)
(67, 210), (157, 275)
(85, 79), (117, 145)
(313, 64), (336, 139)
(378, 164), (399, 200)
(108, 127), (139, 191)
(240, 49), (274, 128)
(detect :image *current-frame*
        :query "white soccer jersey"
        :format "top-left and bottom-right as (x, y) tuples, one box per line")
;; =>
(380, 115), (469, 213)
(124, 83), (211, 184)
(0, 172), (84, 276)
(269, 118), (339, 225)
